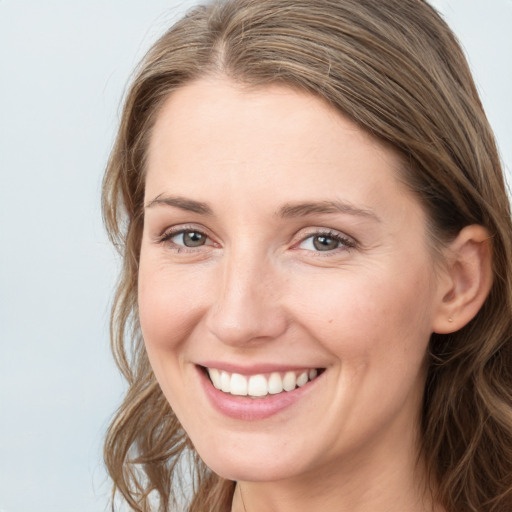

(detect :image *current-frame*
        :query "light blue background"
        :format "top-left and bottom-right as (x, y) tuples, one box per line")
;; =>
(0, 1), (510, 511)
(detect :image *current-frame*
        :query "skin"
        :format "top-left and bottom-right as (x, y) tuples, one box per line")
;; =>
(138, 77), (460, 511)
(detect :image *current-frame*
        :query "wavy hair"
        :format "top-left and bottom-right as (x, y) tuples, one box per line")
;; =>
(102, 1), (512, 510)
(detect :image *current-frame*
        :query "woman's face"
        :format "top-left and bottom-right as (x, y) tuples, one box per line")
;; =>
(139, 78), (445, 483)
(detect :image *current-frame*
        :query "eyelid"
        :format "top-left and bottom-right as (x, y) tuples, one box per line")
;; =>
(155, 224), (217, 248)
(153, 224), (357, 254)
(293, 228), (357, 252)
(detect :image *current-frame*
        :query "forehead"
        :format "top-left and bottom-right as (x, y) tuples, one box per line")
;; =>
(144, 78), (408, 212)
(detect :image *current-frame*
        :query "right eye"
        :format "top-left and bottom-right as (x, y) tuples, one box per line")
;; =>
(170, 230), (209, 247)
(158, 227), (216, 251)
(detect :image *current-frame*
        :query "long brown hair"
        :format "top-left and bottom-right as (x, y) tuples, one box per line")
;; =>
(102, 1), (512, 510)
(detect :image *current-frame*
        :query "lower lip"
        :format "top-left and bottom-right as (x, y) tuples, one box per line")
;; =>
(197, 367), (321, 421)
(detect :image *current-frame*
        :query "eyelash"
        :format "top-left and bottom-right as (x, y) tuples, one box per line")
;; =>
(156, 227), (357, 254)
(157, 226), (214, 252)
(296, 230), (357, 254)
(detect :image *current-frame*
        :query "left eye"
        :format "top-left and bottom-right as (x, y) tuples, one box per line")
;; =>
(298, 233), (351, 252)
(170, 230), (209, 247)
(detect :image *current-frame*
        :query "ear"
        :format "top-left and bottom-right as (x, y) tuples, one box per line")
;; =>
(432, 225), (493, 334)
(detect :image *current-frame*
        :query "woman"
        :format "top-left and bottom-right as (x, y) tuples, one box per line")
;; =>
(102, 0), (512, 511)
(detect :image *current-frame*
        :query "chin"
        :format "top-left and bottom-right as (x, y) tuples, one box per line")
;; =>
(202, 452), (302, 483)
(188, 428), (320, 484)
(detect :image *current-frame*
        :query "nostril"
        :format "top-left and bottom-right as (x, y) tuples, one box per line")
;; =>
(205, 265), (288, 346)
(206, 310), (288, 347)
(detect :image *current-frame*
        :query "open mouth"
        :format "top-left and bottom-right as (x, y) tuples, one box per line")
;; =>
(201, 366), (325, 398)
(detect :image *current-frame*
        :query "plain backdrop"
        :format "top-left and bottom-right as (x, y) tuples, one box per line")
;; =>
(0, 1), (510, 511)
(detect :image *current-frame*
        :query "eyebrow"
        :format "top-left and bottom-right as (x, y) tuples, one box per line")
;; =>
(278, 200), (380, 221)
(145, 195), (379, 222)
(145, 194), (213, 215)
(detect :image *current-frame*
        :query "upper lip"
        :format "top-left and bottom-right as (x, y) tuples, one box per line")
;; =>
(197, 361), (323, 375)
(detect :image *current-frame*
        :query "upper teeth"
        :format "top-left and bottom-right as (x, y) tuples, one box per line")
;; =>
(207, 368), (319, 397)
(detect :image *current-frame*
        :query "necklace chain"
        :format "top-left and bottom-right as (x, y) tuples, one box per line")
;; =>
(239, 483), (248, 512)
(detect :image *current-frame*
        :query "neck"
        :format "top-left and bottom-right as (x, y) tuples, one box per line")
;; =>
(231, 431), (445, 512)
(233, 470), (443, 512)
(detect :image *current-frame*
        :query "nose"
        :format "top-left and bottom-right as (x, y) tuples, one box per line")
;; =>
(205, 250), (288, 347)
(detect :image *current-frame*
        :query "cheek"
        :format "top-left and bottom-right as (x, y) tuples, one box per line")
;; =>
(137, 258), (208, 354)
(296, 268), (434, 430)
(137, 260), (207, 414)
(288, 265), (435, 366)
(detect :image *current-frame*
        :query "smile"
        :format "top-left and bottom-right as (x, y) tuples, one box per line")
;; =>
(206, 367), (321, 398)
